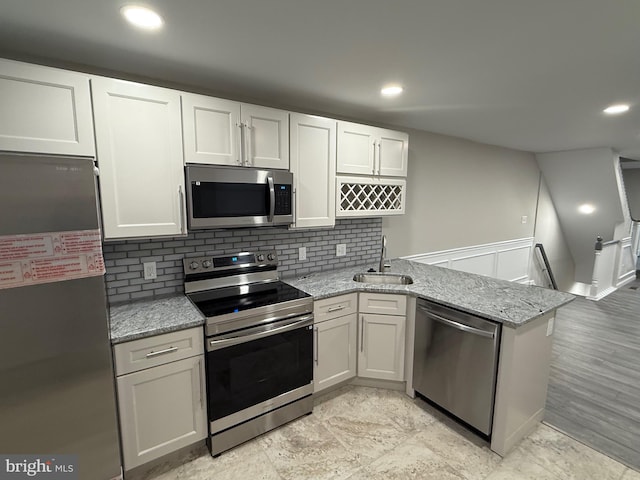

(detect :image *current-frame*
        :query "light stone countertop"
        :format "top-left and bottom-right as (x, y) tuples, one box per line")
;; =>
(283, 259), (575, 328)
(109, 295), (204, 344)
(108, 259), (575, 343)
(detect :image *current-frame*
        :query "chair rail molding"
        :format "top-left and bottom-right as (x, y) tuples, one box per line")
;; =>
(402, 238), (534, 284)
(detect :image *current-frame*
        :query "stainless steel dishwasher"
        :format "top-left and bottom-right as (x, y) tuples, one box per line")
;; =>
(413, 299), (501, 436)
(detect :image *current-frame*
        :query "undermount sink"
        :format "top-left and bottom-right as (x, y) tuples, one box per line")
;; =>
(352, 273), (414, 285)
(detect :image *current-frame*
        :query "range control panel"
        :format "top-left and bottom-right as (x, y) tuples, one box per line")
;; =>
(183, 250), (278, 275)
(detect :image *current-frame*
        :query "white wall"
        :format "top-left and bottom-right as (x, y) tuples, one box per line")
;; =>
(531, 177), (575, 291)
(536, 148), (626, 283)
(621, 165), (640, 221)
(383, 128), (541, 257)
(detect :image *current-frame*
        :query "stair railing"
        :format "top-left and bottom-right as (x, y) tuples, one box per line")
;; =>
(534, 243), (558, 290)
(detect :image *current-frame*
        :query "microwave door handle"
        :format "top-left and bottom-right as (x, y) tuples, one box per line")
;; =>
(267, 176), (275, 222)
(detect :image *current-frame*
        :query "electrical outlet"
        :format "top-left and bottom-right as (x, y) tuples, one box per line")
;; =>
(143, 261), (157, 280)
(546, 317), (554, 336)
(521, 215), (528, 224)
(298, 246), (307, 261)
(336, 244), (346, 257)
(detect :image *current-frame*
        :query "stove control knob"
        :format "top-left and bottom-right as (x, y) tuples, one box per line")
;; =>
(202, 260), (212, 268)
(189, 261), (199, 270)
(257, 254), (265, 262)
(267, 253), (275, 261)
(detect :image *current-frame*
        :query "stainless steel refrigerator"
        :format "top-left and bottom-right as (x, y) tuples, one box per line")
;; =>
(0, 154), (122, 479)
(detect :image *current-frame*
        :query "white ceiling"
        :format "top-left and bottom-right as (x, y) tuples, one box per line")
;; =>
(1, 0), (639, 158)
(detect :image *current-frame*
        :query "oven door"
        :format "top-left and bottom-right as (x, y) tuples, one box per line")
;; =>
(206, 314), (313, 433)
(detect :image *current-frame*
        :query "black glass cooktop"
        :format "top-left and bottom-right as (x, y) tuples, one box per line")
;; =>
(189, 281), (310, 318)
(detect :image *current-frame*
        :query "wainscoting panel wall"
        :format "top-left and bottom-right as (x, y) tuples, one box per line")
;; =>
(402, 238), (534, 284)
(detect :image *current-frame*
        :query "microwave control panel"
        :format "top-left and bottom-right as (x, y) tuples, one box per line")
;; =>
(274, 184), (292, 215)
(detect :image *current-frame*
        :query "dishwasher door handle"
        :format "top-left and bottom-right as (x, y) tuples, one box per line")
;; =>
(418, 307), (496, 339)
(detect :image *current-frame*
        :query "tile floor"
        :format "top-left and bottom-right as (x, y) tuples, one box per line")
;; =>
(135, 386), (640, 480)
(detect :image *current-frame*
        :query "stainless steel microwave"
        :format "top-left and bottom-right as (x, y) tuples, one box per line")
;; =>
(185, 165), (293, 229)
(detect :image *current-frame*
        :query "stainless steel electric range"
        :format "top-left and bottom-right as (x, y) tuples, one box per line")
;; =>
(184, 251), (314, 456)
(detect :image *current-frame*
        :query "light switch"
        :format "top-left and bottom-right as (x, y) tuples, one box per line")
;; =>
(336, 244), (346, 257)
(298, 246), (307, 261)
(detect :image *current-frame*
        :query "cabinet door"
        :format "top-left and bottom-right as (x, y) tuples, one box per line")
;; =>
(314, 314), (357, 393)
(290, 113), (336, 229)
(117, 355), (207, 470)
(358, 314), (405, 381)
(92, 77), (186, 239)
(0, 58), (95, 156)
(337, 121), (376, 175)
(182, 93), (241, 166)
(241, 104), (289, 169)
(378, 128), (408, 177)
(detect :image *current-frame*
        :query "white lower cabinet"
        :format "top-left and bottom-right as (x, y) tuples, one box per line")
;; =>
(313, 294), (358, 393)
(357, 293), (406, 381)
(357, 313), (406, 381)
(314, 314), (358, 393)
(113, 328), (206, 471)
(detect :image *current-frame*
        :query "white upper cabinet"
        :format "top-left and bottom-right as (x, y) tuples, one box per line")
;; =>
(378, 128), (409, 177)
(182, 93), (241, 166)
(242, 104), (289, 169)
(289, 113), (336, 229)
(337, 121), (408, 177)
(182, 95), (289, 169)
(336, 121), (376, 175)
(0, 58), (95, 156)
(92, 77), (186, 239)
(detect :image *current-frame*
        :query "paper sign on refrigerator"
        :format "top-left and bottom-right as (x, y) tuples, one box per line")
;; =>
(0, 229), (105, 289)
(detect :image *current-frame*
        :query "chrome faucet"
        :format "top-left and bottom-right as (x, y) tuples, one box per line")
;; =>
(379, 235), (391, 272)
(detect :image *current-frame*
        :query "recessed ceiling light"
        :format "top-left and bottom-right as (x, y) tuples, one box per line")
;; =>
(121, 5), (164, 30)
(603, 104), (629, 115)
(578, 203), (596, 214)
(381, 85), (403, 97)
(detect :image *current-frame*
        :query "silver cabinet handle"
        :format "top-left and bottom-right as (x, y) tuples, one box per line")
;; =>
(146, 346), (178, 358)
(198, 359), (204, 408)
(314, 326), (319, 365)
(418, 307), (496, 339)
(327, 305), (345, 313)
(243, 121), (252, 166)
(372, 140), (376, 175)
(360, 315), (365, 352)
(376, 141), (381, 175)
(236, 122), (243, 165)
(267, 176), (275, 222)
(178, 185), (186, 234)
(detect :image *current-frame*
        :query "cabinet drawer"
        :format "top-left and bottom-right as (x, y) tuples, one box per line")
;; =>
(359, 293), (407, 316)
(113, 327), (204, 376)
(314, 293), (358, 322)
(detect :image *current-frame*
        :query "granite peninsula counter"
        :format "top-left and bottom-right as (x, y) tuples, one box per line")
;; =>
(283, 259), (574, 328)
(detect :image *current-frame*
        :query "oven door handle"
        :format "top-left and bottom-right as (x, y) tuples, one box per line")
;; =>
(207, 314), (314, 351)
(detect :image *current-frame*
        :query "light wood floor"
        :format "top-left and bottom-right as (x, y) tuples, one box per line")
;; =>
(545, 278), (640, 471)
